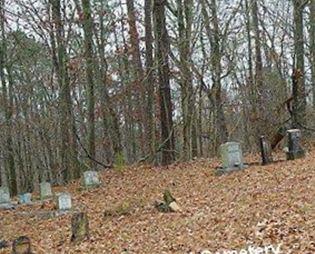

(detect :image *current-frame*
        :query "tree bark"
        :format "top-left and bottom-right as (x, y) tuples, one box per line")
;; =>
(154, 0), (175, 165)
(310, 0), (315, 108)
(50, 0), (78, 182)
(81, 0), (96, 167)
(0, 0), (17, 195)
(177, 0), (194, 160)
(144, 0), (155, 160)
(292, 0), (307, 127)
(126, 0), (147, 157)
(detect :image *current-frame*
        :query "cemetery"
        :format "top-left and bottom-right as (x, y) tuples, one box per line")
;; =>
(0, 0), (314, 252)
(0, 129), (313, 253)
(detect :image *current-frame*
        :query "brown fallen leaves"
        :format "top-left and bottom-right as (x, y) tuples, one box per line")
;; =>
(0, 150), (314, 254)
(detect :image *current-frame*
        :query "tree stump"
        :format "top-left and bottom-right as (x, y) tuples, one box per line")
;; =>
(259, 136), (273, 165)
(70, 212), (89, 243)
(12, 236), (31, 254)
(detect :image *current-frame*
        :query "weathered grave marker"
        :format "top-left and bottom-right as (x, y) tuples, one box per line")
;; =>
(286, 129), (305, 160)
(83, 171), (100, 188)
(0, 187), (10, 204)
(40, 182), (52, 200)
(57, 192), (72, 211)
(154, 190), (181, 213)
(259, 136), (273, 165)
(220, 142), (244, 170)
(12, 236), (31, 254)
(71, 212), (89, 242)
(18, 193), (32, 205)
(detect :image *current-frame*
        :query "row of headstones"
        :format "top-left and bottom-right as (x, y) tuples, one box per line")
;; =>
(0, 170), (101, 209)
(218, 129), (305, 173)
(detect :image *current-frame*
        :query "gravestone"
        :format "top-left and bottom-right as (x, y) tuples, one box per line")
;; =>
(40, 182), (52, 200)
(0, 187), (10, 204)
(83, 171), (100, 187)
(259, 136), (273, 165)
(286, 129), (305, 160)
(220, 142), (244, 170)
(215, 142), (246, 175)
(18, 193), (32, 204)
(57, 192), (72, 211)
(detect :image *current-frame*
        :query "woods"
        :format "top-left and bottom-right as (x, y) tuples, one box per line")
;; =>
(0, 0), (314, 194)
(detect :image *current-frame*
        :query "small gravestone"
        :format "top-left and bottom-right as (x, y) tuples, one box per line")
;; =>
(286, 129), (305, 160)
(259, 136), (273, 165)
(18, 193), (32, 205)
(40, 182), (52, 200)
(0, 187), (10, 204)
(217, 142), (245, 175)
(12, 236), (31, 254)
(57, 192), (72, 211)
(83, 171), (100, 188)
(71, 212), (89, 243)
(154, 190), (181, 213)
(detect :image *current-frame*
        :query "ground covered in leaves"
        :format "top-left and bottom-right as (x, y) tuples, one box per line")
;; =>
(1, 149), (315, 253)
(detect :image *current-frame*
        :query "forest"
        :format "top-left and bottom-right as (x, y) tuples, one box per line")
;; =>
(0, 0), (315, 253)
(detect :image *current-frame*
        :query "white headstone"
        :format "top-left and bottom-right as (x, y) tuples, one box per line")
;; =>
(40, 182), (52, 199)
(57, 192), (72, 210)
(220, 142), (244, 171)
(83, 171), (100, 187)
(18, 193), (32, 204)
(0, 187), (10, 204)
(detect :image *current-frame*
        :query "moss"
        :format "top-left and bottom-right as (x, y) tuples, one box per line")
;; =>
(114, 152), (125, 172)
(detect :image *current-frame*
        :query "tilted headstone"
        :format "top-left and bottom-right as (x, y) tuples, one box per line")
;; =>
(220, 142), (244, 171)
(57, 192), (72, 211)
(286, 129), (305, 160)
(0, 187), (10, 204)
(40, 182), (52, 200)
(259, 136), (273, 165)
(18, 193), (32, 204)
(83, 171), (100, 187)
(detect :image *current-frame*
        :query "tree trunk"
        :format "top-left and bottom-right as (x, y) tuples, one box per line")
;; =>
(154, 0), (175, 165)
(177, 0), (194, 160)
(126, 0), (147, 157)
(292, 0), (307, 127)
(144, 0), (155, 160)
(81, 0), (96, 167)
(310, 0), (315, 108)
(251, 0), (265, 136)
(0, 0), (17, 195)
(201, 0), (228, 149)
(50, 0), (78, 182)
(210, 0), (228, 146)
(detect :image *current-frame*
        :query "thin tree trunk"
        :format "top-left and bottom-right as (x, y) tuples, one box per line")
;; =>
(50, 0), (78, 181)
(210, 0), (228, 146)
(144, 0), (155, 160)
(126, 0), (147, 157)
(310, 0), (315, 108)
(154, 0), (175, 165)
(177, 0), (194, 160)
(251, 0), (265, 136)
(0, 0), (17, 195)
(81, 0), (96, 167)
(292, 0), (307, 127)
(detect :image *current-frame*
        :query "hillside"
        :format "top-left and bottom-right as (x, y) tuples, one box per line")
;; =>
(1, 151), (315, 254)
